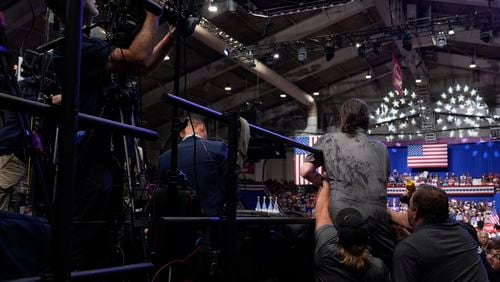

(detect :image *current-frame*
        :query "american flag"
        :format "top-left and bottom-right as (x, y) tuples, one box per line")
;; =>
(407, 144), (448, 168)
(294, 136), (322, 185)
(490, 210), (500, 226)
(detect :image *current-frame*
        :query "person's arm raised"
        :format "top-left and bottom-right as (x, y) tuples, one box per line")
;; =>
(315, 178), (333, 231)
(140, 25), (176, 75)
(104, 12), (159, 72)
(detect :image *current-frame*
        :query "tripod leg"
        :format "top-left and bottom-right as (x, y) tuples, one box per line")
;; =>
(52, 125), (60, 204)
(119, 107), (136, 215)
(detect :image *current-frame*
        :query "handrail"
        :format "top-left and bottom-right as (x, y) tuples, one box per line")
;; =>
(0, 92), (158, 141)
(160, 216), (314, 224)
(163, 93), (321, 154)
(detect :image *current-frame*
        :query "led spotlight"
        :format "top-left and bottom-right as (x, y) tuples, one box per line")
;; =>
(357, 44), (366, 57)
(365, 71), (372, 79)
(480, 26), (491, 43)
(223, 48), (230, 56)
(297, 47), (307, 62)
(324, 44), (335, 61)
(402, 34), (412, 51)
(208, 4), (218, 12)
(373, 43), (381, 54)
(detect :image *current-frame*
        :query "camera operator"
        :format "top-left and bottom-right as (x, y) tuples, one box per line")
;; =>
(44, 0), (175, 270)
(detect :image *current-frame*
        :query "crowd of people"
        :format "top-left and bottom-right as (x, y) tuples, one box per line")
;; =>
(449, 199), (499, 230)
(388, 169), (499, 187)
(263, 179), (317, 216)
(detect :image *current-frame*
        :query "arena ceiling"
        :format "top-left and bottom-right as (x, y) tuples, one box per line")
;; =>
(2, 0), (500, 144)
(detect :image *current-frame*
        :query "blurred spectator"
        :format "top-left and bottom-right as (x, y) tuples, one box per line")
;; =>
(486, 239), (500, 281)
(479, 231), (490, 252)
(392, 185), (488, 281)
(263, 179), (318, 216)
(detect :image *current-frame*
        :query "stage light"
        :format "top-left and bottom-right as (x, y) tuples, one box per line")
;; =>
(224, 82), (232, 91)
(415, 77), (422, 84)
(280, 93), (286, 98)
(297, 47), (307, 62)
(227, 0), (237, 12)
(223, 48), (230, 56)
(273, 52), (280, 59)
(324, 44), (335, 62)
(246, 58), (256, 68)
(402, 34), (412, 51)
(473, 70), (480, 82)
(480, 26), (491, 43)
(448, 27), (455, 35)
(313, 91), (319, 96)
(357, 44), (366, 56)
(435, 34), (447, 48)
(469, 61), (476, 69)
(208, 3), (218, 12)
(365, 70), (372, 79)
(373, 43), (381, 54)
(163, 55), (170, 61)
(355, 42), (361, 48)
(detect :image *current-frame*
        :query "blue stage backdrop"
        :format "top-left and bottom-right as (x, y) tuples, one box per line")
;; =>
(388, 141), (500, 178)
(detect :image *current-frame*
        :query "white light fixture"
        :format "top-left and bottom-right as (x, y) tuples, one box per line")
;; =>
(208, 5), (218, 12)
(469, 61), (476, 69)
(415, 77), (422, 84)
(365, 71), (372, 79)
(224, 82), (232, 91)
(313, 91), (319, 96)
(448, 28), (455, 35)
(163, 55), (170, 61)
(273, 52), (280, 59)
(208, 1), (218, 12)
(280, 93), (286, 98)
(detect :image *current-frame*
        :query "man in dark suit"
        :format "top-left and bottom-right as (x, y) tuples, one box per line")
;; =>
(159, 115), (228, 216)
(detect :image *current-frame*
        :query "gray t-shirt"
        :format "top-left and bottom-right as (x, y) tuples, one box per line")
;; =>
(393, 221), (489, 282)
(306, 129), (395, 267)
(314, 224), (391, 282)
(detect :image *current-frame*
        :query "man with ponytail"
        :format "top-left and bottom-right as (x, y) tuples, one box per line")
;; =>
(301, 98), (395, 269)
(314, 178), (391, 281)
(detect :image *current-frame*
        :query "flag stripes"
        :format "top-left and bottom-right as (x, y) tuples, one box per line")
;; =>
(294, 136), (322, 185)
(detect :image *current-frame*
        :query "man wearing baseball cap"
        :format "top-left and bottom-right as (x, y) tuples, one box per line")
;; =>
(314, 178), (391, 281)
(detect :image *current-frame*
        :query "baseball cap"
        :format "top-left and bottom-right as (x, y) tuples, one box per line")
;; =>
(335, 207), (369, 251)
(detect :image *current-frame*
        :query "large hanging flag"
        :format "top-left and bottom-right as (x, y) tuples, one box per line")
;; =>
(407, 144), (448, 168)
(294, 136), (322, 185)
(490, 210), (500, 226)
(392, 52), (403, 95)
